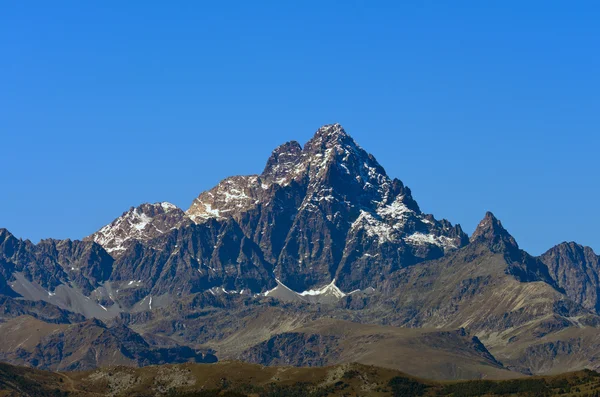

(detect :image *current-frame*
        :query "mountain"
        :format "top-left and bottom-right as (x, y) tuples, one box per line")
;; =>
(0, 228), (114, 296)
(0, 228), (119, 318)
(66, 124), (468, 309)
(0, 315), (216, 371)
(86, 202), (189, 257)
(186, 123), (468, 292)
(236, 318), (513, 380)
(360, 212), (600, 374)
(114, 210), (599, 377)
(540, 242), (600, 312)
(2, 360), (600, 397)
(470, 212), (558, 287)
(1, 123), (600, 380)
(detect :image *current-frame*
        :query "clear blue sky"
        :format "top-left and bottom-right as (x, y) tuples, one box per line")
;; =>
(1, 1), (598, 255)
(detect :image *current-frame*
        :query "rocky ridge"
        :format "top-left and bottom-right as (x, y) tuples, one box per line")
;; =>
(1, 123), (599, 378)
(186, 123), (468, 292)
(86, 202), (189, 256)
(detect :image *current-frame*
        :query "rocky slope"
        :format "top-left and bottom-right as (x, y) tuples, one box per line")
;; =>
(237, 318), (511, 380)
(1, 123), (600, 379)
(540, 242), (600, 312)
(0, 315), (216, 371)
(186, 123), (468, 292)
(86, 202), (190, 257)
(0, 228), (114, 295)
(110, 210), (600, 377)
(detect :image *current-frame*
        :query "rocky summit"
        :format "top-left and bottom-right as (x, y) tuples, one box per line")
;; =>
(1, 124), (600, 380)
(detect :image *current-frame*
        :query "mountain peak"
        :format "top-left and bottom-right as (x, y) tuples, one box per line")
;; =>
(314, 123), (348, 139)
(86, 202), (187, 256)
(305, 123), (357, 152)
(185, 124), (468, 292)
(470, 211), (519, 251)
(0, 228), (19, 257)
(262, 140), (303, 182)
(541, 241), (598, 264)
(0, 228), (13, 241)
(539, 241), (600, 311)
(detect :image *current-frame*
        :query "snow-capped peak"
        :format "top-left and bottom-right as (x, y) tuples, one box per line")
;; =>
(86, 202), (187, 255)
(160, 202), (178, 211)
(184, 124), (467, 258)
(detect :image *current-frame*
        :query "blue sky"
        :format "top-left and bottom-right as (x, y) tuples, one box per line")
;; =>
(1, 1), (598, 255)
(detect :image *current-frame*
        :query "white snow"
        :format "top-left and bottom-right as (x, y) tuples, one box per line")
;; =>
(299, 279), (347, 299)
(91, 202), (185, 253)
(376, 197), (413, 223)
(264, 278), (298, 297)
(160, 202), (177, 211)
(187, 176), (265, 222)
(223, 189), (249, 203)
(132, 212), (152, 231)
(203, 203), (221, 218)
(404, 232), (458, 251)
(351, 211), (394, 244)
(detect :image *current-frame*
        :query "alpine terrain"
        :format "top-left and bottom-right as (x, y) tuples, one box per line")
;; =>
(1, 124), (600, 382)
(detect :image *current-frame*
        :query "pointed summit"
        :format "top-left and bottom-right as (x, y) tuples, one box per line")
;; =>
(86, 202), (187, 256)
(303, 123), (360, 155)
(0, 228), (19, 258)
(262, 140), (303, 182)
(312, 123), (349, 140)
(470, 212), (558, 288)
(0, 228), (13, 243)
(470, 212), (518, 252)
(539, 242), (600, 311)
(186, 124), (468, 291)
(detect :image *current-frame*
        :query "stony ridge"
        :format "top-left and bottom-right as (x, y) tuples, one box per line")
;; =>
(1, 123), (600, 378)
(541, 242), (600, 312)
(85, 202), (189, 256)
(186, 124), (468, 291)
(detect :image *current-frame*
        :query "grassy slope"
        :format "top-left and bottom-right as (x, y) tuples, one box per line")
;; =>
(3, 361), (600, 397)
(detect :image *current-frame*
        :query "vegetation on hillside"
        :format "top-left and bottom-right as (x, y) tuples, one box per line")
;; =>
(2, 361), (600, 396)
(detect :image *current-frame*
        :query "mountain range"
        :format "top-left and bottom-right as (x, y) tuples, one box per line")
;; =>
(1, 124), (599, 380)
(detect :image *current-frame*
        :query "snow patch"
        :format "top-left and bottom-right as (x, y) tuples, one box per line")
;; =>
(376, 197), (413, 223)
(160, 202), (177, 211)
(299, 279), (347, 299)
(91, 202), (184, 253)
(404, 232), (458, 251)
(351, 211), (394, 244)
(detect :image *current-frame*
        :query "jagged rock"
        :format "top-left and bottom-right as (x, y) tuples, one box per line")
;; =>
(470, 212), (519, 252)
(0, 229), (113, 294)
(540, 242), (600, 311)
(2, 124), (600, 377)
(86, 202), (189, 257)
(186, 123), (468, 291)
(471, 212), (557, 287)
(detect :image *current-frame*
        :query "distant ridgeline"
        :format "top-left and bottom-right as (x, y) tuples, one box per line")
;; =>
(1, 124), (600, 379)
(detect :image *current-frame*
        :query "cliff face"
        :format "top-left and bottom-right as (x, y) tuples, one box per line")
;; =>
(540, 242), (600, 312)
(2, 124), (600, 378)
